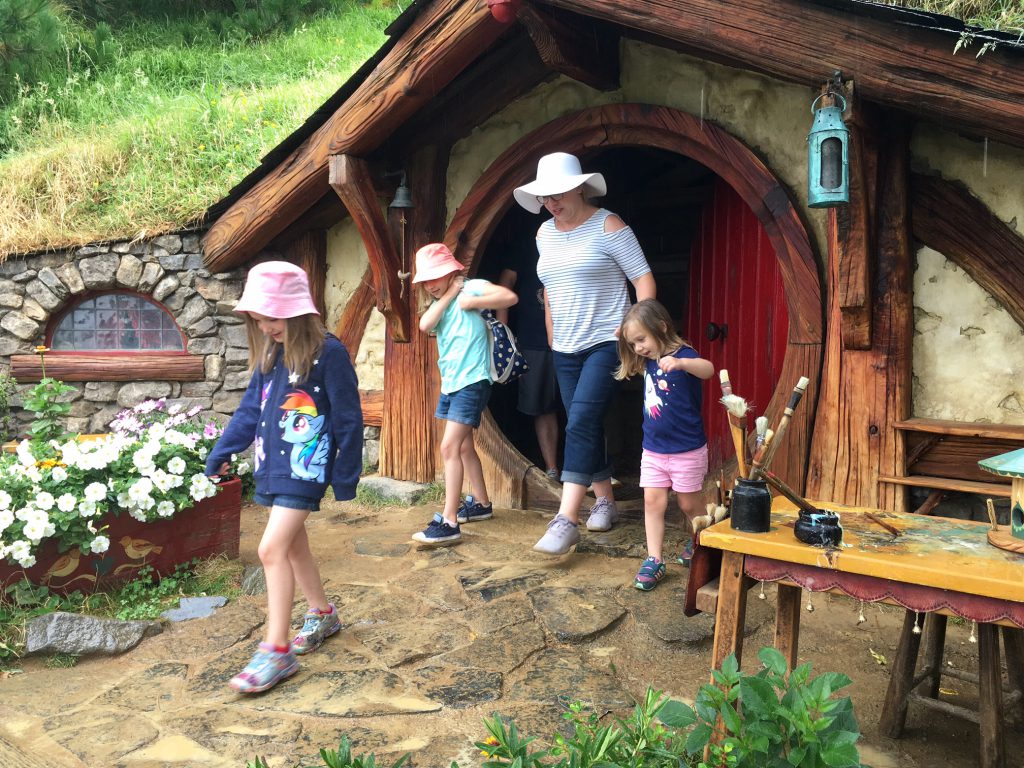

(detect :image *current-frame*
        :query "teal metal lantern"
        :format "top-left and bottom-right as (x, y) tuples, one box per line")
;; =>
(807, 92), (849, 208)
(979, 447), (1024, 540)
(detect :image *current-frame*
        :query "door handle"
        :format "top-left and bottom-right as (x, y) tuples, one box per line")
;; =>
(706, 322), (728, 342)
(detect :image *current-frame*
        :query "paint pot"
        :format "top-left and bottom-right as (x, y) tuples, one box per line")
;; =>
(794, 509), (843, 547)
(730, 478), (772, 533)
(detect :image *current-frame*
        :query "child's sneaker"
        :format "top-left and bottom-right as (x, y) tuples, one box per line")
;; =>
(677, 539), (695, 566)
(634, 556), (667, 591)
(412, 513), (462, 545)
(230, 642), (299, 693)
(291, 603), (341, 655)
(585, 497), (618, 531)
(456, 495), (493, 523)
(533, 514), (581, 555)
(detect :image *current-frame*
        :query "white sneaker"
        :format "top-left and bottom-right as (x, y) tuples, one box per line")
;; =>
(533, 515), (581, 555)
(586, 498), (618, 531)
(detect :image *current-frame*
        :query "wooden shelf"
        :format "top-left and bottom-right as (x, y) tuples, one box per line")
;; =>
(893, 418), (1024, 442)
(879, 474), (1012, 498)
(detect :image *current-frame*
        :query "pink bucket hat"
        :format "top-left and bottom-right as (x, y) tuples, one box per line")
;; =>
(411, 243), (464, 283)
(234, 261), (320, 318)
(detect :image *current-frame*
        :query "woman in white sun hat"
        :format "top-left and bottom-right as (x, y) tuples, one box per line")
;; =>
(513, 151), (656, 555)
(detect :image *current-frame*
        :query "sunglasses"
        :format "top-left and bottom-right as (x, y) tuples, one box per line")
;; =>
(535, 192), (568, 205)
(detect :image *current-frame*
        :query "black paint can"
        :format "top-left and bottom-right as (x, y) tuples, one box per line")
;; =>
(730, 478), (772, 533)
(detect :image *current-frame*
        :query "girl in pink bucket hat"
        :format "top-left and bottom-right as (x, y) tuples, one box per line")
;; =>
(410, 243), (518, 546)
(206, 260), (363, 693)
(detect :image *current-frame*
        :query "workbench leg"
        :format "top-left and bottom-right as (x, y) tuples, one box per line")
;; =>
(879, 610), (924, 738)
(1001, 626), (1024, 702)
(712, 551), (747, 672)
(978, 623), (1005, 768)
(774, 583), (801, 671)
(918, 613), (947, 699)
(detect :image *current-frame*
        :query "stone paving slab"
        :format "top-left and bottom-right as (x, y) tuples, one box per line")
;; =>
(0, 497), (999, 768)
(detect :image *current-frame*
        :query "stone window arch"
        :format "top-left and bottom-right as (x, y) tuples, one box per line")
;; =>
(49, 291), (185, 352)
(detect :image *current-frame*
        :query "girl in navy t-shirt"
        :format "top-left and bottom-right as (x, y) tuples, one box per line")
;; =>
(615, 299), (714, 591)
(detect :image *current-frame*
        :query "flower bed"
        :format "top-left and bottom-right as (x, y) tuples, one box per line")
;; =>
(0, 477), (241, 593)
(0, 392), (249, 592)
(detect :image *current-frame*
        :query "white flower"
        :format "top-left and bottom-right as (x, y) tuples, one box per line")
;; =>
(78, 500), (97, 518)
(128, 508), (147, 522)
(166, 456), (186, 475)
(156, 500), (175, 518)
(90, 535), (110, 554)
(129, 477), (154, 500)
(34, 491), (55, 511)
(0, 490), (11, 510)
(57, 493), (77, 512)
(50, 466), (68, 483)
(116, 491), (131, 508)
(16, 440), (35, 466)
(25, 466), (42, 484)
(152, 470), (173, 493)
(9, 540), (35, 569)
(85, 482), (107, 502)
(235, 461), (251, 475)
(0, 509), (13, 533)
(14, 506), (32, 522)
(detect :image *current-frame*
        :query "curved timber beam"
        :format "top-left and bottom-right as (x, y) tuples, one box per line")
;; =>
(329, 154), (411, 342)
(911, 172), (1024, 331)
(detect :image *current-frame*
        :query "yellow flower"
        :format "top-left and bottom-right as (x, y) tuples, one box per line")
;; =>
(35, 345), (49, 354)
(480, 736), (499, 758)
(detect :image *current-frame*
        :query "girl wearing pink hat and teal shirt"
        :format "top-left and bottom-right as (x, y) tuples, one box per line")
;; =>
(205, 260), (363, 693)
(410, 243), (518, 546)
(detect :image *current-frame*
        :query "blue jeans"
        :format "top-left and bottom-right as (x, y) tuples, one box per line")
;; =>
(553, 341), (620, 486)
(254, 492), (320, 512)
(435, 379), (491, 428)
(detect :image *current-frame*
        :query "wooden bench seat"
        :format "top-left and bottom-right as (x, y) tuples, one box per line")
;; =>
(878, 474), (1012, 498)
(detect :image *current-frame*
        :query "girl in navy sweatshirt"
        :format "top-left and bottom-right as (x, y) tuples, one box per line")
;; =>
(206, 261), (362, 693)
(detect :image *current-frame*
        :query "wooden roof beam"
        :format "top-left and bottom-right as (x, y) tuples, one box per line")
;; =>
(329, 154), (411, 342)
(202, 0), (508, 273)
(518, 3), (619, 91)
(539, 0), (1024, 149)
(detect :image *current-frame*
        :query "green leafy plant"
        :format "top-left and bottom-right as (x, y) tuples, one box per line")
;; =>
(20, 350), (77, 456)
(0, 369), (15, 442)
(246, 735), (410, 768)
(679, 647), (863, 768)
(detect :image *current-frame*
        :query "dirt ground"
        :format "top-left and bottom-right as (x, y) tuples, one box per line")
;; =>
(2, 491), (1021, 767)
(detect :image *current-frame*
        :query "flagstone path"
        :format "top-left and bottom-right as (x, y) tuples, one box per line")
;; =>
(0, 495), (1017, 767)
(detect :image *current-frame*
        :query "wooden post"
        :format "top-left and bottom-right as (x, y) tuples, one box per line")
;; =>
(774, 583), (802, 671)
(379, 145), (448, 483)
(807, 113), (911, 511)
(878, 609), (924, 738)
(284, 230), (328, 319)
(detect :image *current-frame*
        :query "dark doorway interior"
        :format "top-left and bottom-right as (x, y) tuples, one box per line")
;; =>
(478, 146), (717, 488)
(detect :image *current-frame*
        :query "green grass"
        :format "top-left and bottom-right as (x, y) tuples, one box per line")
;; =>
(0, 554), (243, 668)
(0, 0), (403, 256)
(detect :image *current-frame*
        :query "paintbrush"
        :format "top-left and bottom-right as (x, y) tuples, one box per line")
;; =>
(747, 427), (775, 480)
(719, 368), (733, 398)
(759, 376), (810, 475)
(758, 469), (820, 516)
(754, 416), (768, 449)
(720, 393), (750, 477)
(986, 498), (999, 531)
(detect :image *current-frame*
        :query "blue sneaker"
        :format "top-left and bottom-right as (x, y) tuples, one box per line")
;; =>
(412, 513), (462, 545)
(456, 494), (493, 523)
(230, 642), (299, 694)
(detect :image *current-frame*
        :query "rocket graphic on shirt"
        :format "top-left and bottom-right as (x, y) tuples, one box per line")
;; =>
(644, 372), (665, 419)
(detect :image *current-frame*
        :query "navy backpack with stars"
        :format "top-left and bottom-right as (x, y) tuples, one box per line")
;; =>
(480, 309), (529, 384)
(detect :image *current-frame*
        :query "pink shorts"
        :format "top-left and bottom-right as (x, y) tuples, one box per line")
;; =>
(640, 445), (708, 493)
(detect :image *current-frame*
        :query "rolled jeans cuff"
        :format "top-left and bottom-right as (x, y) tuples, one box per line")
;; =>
(561, 468), (612, 487)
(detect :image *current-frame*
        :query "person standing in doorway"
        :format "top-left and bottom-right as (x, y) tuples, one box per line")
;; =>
(513, 152), (656, 555)
(497, 236), (561, 481)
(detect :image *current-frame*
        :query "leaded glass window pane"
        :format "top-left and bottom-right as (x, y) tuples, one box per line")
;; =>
(52, 294), (184, 351)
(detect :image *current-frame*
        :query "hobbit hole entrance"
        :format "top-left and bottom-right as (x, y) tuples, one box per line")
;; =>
(477, 145), (788, 487)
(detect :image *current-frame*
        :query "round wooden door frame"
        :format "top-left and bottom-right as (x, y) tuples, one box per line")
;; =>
(445, 103), (823, 498)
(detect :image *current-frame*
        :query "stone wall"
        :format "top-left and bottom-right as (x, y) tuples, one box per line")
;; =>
(0, 231), (248, 437)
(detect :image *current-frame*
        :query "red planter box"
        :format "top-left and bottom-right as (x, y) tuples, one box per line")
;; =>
(0, 477), (242, 594)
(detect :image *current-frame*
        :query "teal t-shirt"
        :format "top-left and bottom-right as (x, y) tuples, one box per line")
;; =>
(434, 279), (491, 394)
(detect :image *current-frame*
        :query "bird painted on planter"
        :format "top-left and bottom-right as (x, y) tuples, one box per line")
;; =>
(40, 548), (82, 584)
(119, 536), (163, 560)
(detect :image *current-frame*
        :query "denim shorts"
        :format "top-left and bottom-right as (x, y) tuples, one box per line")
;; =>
(253, 492), (321, 512)
(435, 379), (491, 427)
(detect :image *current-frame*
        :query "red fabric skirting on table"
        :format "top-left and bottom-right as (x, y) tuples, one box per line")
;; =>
(745, 555), (1024, 629)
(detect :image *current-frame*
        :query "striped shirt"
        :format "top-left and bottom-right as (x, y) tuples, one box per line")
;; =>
(535, 208), (652, 353)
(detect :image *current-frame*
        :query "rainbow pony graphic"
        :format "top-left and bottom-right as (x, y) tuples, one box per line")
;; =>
(279, 391), (330, 482)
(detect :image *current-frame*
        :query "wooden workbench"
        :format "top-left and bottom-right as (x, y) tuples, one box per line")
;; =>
(699, 499), (1024, 768)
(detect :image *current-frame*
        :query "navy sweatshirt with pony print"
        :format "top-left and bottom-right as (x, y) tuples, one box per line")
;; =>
(205, 334), (363, 502)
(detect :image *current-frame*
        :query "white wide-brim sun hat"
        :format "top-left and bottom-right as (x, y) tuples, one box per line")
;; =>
(513, 152), (607, 214)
